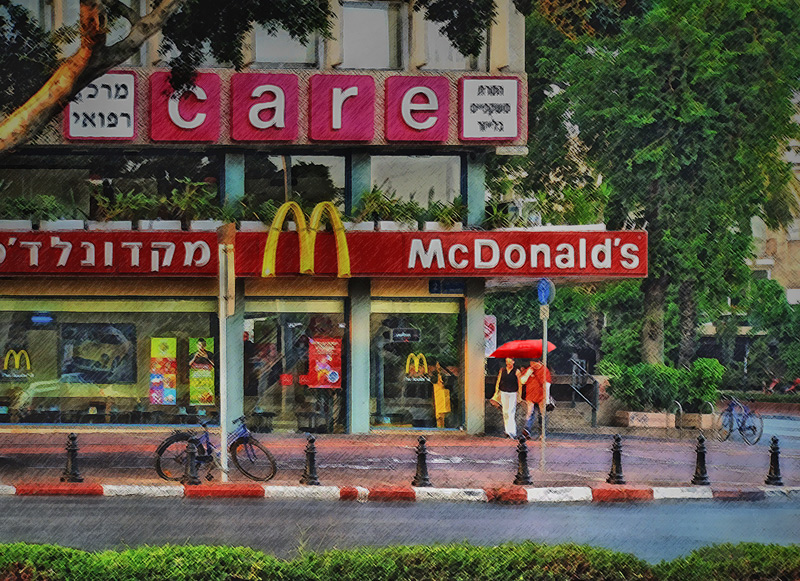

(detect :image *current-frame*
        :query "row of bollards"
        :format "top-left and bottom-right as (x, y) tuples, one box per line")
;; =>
(58, 431), (786, 488)
(604, 433), (783, 487)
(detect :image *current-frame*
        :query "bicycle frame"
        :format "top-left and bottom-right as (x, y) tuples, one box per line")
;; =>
(186, 417), (252, 463)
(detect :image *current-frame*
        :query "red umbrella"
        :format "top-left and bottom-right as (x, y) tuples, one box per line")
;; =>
(489, 339), (556, 359)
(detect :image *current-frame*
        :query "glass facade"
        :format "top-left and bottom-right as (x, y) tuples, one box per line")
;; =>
(244, 303), (346, 434)
(371, 156), (461, 206)
(370, 302), (462, 429)
(0, 308), (217, 425)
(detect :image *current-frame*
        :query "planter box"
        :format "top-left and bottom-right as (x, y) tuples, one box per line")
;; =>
(0, 220), (32, 231)
(138, 220), (182, 231)
(189, 220), (224, 232)
(422, 221), (463, 232)
(616, 410), (676, 428)
(39, 220), (85, 231)
(377, 220), (417, 232)
(343, 221), (375, 231)
(679, 413), (715, 430)
(87, 221), (133, 231)
(239, 221), (267, 232)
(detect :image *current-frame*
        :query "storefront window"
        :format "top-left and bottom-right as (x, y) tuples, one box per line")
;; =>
(244, 304), (346, 434)
(370, 302), (462, 429)
(242, 155), (345, 218)
(342, 2), (403, 69)
(371, 156), (461, 206)
(253, 27), (317, 67)
(0, 309), (217, 425)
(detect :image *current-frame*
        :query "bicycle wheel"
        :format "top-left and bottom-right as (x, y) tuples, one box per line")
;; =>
(714, 410), (734, 441)
(230, 437), (277, 481)
(740, 411), (764, 445)
(155, 432), (191, 481)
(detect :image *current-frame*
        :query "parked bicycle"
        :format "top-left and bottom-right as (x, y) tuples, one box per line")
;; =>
(713, 397), (763, 445)
(155, 415), (277, 481)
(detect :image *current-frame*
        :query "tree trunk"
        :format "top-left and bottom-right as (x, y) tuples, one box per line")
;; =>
(677, 277), (697, 368)
(641, 276), (667, 364)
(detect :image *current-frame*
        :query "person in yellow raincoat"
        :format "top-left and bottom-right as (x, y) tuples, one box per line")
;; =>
(432, 362), (451, 428)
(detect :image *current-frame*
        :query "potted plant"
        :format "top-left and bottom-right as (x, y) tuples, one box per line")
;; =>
(603, 363), (680, 428)
(89, 188), (154, 230)
(482, 197), (513, 230)
(678, 359), (724, 429)
(238, 199), (281, 232)
(424, 197), (466, 231)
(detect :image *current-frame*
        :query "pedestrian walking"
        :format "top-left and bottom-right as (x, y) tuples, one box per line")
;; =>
(518, 358), (551, 439)
(494, 357), (520, 438)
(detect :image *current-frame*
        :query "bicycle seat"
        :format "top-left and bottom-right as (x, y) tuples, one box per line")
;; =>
(234, 415), (247, 425)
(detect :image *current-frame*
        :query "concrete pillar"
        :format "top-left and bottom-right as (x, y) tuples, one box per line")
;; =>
(223, 153), (245, 207)
(347, 278), (371, 433)
(464, 278), (486, 434)
(347, 154), (372, 216)
(466, 154), (486, 227)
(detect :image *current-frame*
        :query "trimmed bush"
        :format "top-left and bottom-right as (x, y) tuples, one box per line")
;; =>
(654, 543), (800, 581)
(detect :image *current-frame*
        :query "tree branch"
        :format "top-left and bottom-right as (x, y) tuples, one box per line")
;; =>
(0, 0), (185, 154)
(104, 0), (140, 26)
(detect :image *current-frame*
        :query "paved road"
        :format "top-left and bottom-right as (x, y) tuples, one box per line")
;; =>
(1, 497), (798, 563)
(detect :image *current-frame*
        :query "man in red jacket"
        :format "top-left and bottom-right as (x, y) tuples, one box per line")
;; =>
(519, 358), (552, 439)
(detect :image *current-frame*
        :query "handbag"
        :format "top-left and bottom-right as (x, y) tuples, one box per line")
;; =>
(545, 395), (556, 412)
(489, 387), (501, 408)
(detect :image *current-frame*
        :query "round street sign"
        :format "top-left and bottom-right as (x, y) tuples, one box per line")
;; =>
(537, 278), (555, 305)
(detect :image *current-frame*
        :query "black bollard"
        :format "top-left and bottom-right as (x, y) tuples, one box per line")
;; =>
(765, 436), (783, 486)
(60, 433), (83, 483)
(691, 434), (710, 485)
(412, 436), (433, 487)
(300, 434), (321, 485)
(181, 438), (201, 486)
(606, 434), (625, 485)
(513, 435), (533, 485)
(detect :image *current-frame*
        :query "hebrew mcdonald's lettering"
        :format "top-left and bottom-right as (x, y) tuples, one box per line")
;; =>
(405, 353), (428, 375)
(4, 349), (31, 370)
(261, 201), (351, 278)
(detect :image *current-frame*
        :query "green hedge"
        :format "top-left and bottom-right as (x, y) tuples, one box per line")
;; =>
(600, 359), (724, 412)
(2, 542), (798, 581)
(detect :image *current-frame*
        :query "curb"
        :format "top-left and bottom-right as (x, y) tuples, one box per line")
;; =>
(2, 483), (798, 503)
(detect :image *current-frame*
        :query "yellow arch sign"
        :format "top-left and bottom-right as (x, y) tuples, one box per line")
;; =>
(405, 353), (428, 376)
(4, 349), (31, 370)
(261, 201), (351, 278)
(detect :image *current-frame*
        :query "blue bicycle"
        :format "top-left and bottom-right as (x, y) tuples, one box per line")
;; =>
(155, 416), (277, 481)
(713, 397), (763, 445)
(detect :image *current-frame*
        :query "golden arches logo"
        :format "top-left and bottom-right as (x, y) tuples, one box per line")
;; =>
(261, 201), (351, 278)
(405, 353), (428, 376)
(4, 349), (31, 370)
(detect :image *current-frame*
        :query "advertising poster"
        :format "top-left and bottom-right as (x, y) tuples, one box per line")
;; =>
(150, 338), (177, 405)
(301, 337), (342, 389)
(61, 324), (136, 384)
(189, 337), (215, 405)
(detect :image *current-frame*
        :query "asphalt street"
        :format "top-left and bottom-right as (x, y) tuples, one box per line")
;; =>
(0, 497), (798, 564)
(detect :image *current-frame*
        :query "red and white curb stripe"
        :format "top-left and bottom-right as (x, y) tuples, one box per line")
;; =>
(1, 483), (798, 502)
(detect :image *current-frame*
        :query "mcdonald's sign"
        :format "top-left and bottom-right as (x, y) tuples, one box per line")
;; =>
(3, 349), (31, 372)
(405, 353), (428, 376)
(261, 201), (351, 278)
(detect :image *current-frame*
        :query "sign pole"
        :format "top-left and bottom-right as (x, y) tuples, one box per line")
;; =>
(536, 278), (554, 473)
(218, 243), (229, 482)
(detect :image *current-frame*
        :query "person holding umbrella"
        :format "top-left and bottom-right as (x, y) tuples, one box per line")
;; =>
(519, 357), (552, 439)
(494, 357), (521, 438)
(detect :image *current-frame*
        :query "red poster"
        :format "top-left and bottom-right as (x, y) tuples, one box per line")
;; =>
(301, 337), (342, 389)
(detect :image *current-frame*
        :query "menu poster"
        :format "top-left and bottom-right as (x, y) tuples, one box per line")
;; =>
(150, 338), (177, 405)
(189, 337), (215, 405)
(301, 337), (342, 389)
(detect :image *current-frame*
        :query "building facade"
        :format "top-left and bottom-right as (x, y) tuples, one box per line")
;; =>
(0, 0), (647, 434)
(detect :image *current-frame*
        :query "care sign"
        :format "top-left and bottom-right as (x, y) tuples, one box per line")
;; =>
(65, 70), (524, 145)
(66, 72), (136, 140)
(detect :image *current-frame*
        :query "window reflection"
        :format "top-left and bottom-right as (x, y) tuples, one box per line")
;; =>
(253, 27), (317, 67)
(342, 2), (403, 69)
(371, 156), (460, 207)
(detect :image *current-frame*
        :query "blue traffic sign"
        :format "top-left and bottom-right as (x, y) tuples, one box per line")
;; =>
(537, 278), (555, 305)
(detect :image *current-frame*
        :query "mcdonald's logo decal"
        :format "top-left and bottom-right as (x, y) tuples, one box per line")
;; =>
(3, 349), (31, 370)
(405, 353), (428, 376)
(261, 201), (351, 278)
